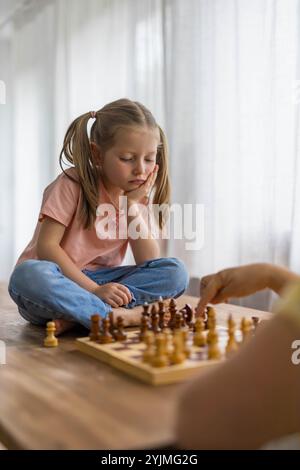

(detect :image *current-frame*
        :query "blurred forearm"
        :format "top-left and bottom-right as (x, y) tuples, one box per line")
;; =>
(267, 264), (300, 294)
(176, 313), (300, 449)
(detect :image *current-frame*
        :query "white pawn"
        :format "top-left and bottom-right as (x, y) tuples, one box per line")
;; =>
(44, 321), (58, 347)
(142, 331), (155, 364)
(193, 318), (206, 347)
(152, 334), (169, 368)
(226, 315), (238, 356)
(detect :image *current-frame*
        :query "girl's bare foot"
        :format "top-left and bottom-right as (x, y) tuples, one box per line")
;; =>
(53, 319), (76, 336)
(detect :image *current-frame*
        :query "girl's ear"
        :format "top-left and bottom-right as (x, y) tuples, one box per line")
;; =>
(90, 142), (103, 166)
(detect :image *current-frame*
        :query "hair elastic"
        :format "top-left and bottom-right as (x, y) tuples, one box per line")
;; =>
(90, 111), (96, 119)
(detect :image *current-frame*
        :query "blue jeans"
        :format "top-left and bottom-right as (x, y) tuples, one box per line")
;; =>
(8, 257), (189, 329)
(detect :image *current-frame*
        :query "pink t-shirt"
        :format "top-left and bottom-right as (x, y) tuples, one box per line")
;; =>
(16, 168), (129, 271)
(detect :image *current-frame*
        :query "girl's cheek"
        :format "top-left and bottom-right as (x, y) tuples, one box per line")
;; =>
(149, 163), (156, 174)
(146, 170), (153, 179)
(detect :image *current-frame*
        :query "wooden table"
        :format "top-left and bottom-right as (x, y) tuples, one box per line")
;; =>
(0, 283), (271, 449)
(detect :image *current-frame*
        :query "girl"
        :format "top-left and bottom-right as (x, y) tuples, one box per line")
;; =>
(8, 99), (188, 334)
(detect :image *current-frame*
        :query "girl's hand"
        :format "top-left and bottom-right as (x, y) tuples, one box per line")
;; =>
(92, 283), (132, 308)
(125, 164), (159, 205)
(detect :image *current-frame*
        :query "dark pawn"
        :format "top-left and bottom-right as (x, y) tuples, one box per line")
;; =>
(168, 298), (177, 330)
(142, 302), (150, 318)
(98, 317), (113, 344)
(90, 314), (101, 341)
(114, 316), (127, 341)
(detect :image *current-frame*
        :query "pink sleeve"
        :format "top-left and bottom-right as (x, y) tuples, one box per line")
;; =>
(39, 172), (80, 227)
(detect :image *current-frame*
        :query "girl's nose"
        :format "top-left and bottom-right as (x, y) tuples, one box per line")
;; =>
(133, 161), (145, 175)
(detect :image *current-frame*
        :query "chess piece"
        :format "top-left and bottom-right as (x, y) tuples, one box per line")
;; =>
(174, 312), (183, 331)
(142, 331), (155, 363)
(139, 315), (150, 341)
(158, 298), (166, 330)
(181, 329), (191, 359)
(184, 304), (194, 326)
(163, 328), (173, 359)
(193, 317), (206, 347)
(207, 330), (221, 360)
(151, 314), (161, 334)
(206, 316), (216, 345)
(207, 306), (216, 321)
(108, 311), (115, 337)
(225, 314), (238, 357)
(240, 317), (247, 340)
(44, 321), (58, 347)
(199, 306), (211, 330)
(180, 308), (187, 328)
(252, 316), (260, 333)
(90, 314), (101, 341)
(114, 316), (127, 341)
(171, 332), (186, 365)
(158, 296), (165, 312)
(151, 334), (169, 368)
(168, 298), (177, 330)
(150, 304), (158, 321)
(142, 302), (150, 318)
(240, 317), (253, 343)
(98, 317), (114, 344)
(150, 305), (161, 333)
(203, 307), (209, 329)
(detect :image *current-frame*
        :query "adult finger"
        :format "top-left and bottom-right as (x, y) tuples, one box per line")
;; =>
(196, 275), (223, 316)
(199, 274), (215, 295)
(209, 288), (230, 304)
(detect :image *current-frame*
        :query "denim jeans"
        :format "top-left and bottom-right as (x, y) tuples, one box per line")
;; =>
(8, 257), (189, 329)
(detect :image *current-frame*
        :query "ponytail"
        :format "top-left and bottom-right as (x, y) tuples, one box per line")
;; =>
(153, 126), (171, 229)
(59, 112), (99, 229)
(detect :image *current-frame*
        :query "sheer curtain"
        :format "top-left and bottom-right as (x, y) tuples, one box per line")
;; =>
(165, 0), (300, 308)
(1, 0), (300, 310)
(0, 0), (165, 274)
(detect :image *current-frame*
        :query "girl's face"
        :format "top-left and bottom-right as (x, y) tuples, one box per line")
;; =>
(98, 126), (160, 196)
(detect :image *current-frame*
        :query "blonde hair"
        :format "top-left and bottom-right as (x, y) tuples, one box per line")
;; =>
(59, 98), (170, 229)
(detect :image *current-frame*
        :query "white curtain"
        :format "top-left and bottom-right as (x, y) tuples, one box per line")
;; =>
(165, 0), (300, 308)
(1, 0), (300, 310)
(0, 0), (165, 273)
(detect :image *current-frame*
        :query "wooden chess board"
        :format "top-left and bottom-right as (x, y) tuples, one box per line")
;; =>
(76, 326), (242, 386)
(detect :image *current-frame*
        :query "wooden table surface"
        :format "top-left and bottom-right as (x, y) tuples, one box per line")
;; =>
(0, 283), (271, 450)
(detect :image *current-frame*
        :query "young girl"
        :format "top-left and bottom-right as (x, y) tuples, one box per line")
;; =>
(8, 99), (188, 333)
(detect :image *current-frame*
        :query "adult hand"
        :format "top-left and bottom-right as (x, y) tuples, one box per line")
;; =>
(196, 264), (271, 316)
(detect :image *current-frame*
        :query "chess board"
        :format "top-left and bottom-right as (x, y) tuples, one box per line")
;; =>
(76, 326), (242, 386)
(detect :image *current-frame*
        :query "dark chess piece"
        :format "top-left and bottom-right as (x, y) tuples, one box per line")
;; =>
(98, 317), (113, 344)
(114, 316), (127, 341)
(90, 314), (101, 341)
